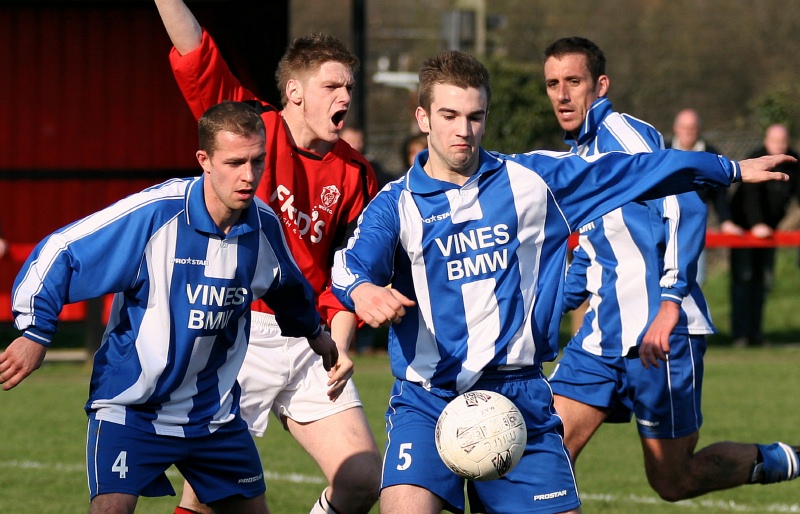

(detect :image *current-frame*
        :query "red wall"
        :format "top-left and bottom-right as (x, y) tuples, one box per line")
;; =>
(0, 1), (287, 244)
(0, 1), (287, 317)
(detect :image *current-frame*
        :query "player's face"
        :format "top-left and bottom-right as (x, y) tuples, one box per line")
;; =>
(296, 61), (355, 148)
(544, 53), (608, 138)
(415, 83), (487, 178)
(198, 130), (267, 232)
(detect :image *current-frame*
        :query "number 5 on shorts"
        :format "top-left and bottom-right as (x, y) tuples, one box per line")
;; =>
(397, 442), (413, 470)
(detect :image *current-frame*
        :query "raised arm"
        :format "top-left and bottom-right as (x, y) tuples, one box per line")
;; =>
(154, 0), (202, 55)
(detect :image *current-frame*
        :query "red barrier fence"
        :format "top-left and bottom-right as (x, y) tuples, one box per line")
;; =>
(567, 230), (800, 251)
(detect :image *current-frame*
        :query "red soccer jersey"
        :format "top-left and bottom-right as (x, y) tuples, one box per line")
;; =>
(170, 30), (377, 324)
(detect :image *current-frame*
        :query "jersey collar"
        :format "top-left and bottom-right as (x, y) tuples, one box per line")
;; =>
(405, 148), (504, 194)
(563, 97), (612, 150)
(185, 175), (260, 238)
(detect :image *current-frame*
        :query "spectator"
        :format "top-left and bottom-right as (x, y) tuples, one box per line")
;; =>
(341, 125), (393, 188)
(729, 123), (800, 347)
(401, 131), (428, 170)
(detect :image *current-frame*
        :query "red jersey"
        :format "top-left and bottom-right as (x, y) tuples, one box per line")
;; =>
(170, 30), (378, 324)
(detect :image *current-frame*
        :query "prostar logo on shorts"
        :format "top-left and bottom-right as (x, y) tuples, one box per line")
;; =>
(533, 489), (567, 501)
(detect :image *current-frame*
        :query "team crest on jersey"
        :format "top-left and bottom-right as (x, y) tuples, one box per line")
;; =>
(320, 185), (341, 208)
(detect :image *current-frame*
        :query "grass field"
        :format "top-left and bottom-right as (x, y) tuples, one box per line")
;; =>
(1, 249), (799, 513)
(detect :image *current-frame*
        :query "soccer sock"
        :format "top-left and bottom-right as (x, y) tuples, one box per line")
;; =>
(174, 507), (203, 514)
(309, 487), (343, 514)
(751, 442), (800, 484)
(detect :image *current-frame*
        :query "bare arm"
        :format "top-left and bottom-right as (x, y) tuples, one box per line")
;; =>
(325, 310), (357, 401)
(154, 0), (202, 55)
(739, 154), (796, 183)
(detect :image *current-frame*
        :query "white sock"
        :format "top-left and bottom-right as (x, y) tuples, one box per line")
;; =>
(309, 487), (340, 514)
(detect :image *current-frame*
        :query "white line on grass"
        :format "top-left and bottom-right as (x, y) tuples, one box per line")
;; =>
(2, 461), (797, 510)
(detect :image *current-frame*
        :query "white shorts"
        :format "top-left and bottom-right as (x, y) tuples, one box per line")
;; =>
(238, 311), (362, 437)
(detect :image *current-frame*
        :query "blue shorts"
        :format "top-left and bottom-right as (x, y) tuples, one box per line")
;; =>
(549, 334), (706, 439)
(383, 368), (581, 514)
(86, 414), (265, 503)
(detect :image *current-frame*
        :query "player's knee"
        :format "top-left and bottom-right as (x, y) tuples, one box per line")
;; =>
(648, 476), (690, 502)
(333, 451), (381, 505)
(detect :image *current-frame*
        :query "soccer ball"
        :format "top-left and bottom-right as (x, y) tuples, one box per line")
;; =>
(435, 390), (527, 481)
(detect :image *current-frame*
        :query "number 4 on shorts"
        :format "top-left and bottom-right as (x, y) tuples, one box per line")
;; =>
(112, 451), (129, 478)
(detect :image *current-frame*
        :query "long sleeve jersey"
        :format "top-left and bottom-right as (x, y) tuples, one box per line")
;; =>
(562, 98), (714, 357)
(12, 177), (321, 437)
(332, 146), (740, 394)
(169, 30), (378, 325)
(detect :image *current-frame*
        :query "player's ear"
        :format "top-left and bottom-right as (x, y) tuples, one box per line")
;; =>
(596, 74), (610, 98)
(196, 150), (212, 174)
(286, 78), (303, 106)
(415, 106), (430, 134)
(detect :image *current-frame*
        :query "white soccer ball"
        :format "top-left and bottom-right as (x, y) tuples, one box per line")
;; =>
(435, 390), (527, 481)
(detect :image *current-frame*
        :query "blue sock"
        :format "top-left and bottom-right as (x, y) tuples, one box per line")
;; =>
(752, 443), (799, 484)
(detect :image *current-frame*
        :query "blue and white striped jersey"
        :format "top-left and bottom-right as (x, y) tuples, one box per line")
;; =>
(562, 99), (714, 357)
(332, 146), (739, 394)
(12, 177), (321, 437)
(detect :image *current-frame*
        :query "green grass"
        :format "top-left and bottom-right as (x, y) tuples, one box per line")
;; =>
(2, 249), (800, 513)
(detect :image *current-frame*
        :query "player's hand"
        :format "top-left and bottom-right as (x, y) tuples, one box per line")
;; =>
(639, 301), (679, 368)
(351, 283), (416, 328)
(308, 330), (338, 372)
(738, 154), (795, 183)
(326, 348), (354, 402)
(0, 336), (47, 391)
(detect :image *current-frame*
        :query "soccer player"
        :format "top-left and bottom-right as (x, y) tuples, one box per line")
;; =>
(330, 49), (793, 514)
(153, 1), (382, 513)
(0, 101), (338, 514)
(544, 37), (800, 502)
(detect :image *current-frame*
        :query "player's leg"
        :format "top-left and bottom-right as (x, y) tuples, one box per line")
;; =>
(177, 482), (213, 514)
(90, 493), (138, 514)
(640, 432), (752, 500)
(549, 344), (623, 462)
(382, 380), (469, 514)
(86, 416), (179, 512)
(469, 369), (581, 514)
(287, 407), (381, 514)
(380, 484), (444, 514)
(552, 395), (608, 462)
(208, 493), (270, 514)
(178, 416), (270, 513)
(274, 329), (381, 514)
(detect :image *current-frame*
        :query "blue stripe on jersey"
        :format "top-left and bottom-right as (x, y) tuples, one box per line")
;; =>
(13, 176), (319, 437)
(333, 144), (735, 393)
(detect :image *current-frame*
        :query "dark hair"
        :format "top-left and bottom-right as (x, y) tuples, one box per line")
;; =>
(198, 101), (265, 155)
(544, 37), (606, 85)
(417, 51), (491, 113)
(275, 34), (359, 107)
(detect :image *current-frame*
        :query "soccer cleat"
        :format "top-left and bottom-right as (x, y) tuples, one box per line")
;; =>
(754, 442), (800, 484)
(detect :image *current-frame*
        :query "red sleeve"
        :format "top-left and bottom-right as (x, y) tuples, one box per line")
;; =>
(169, 29), (260, 120)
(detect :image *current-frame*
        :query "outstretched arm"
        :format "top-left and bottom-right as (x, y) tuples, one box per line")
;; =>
(154, 0), (202, 55)
(739, 154), (795, 183)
